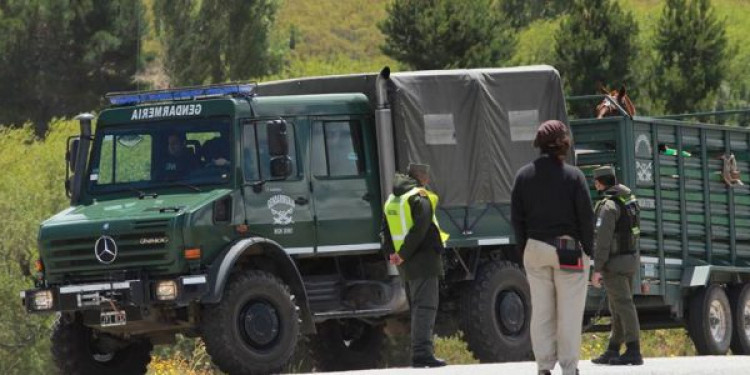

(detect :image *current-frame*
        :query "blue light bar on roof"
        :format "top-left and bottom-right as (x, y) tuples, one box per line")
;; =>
(106, 83), (256, 106)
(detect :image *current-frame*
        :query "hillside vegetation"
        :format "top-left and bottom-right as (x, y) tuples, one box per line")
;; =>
(1, 0), (749, 374)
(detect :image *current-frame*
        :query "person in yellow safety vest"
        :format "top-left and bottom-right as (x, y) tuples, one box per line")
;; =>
(382, 163), (449, 368)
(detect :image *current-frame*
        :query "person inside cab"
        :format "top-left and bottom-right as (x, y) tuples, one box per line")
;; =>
(202, 135), (230, 167)
(162, 132), (199, 180)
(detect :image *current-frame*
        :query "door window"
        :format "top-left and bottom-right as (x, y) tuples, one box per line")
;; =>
(242, 120), (299, 181)
(312, 121), (365, 177)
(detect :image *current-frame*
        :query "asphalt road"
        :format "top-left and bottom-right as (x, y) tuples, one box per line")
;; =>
(297, 356), (750, 375)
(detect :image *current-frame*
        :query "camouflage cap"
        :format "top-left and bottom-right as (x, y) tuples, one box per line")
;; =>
(593, 166), (616, 179)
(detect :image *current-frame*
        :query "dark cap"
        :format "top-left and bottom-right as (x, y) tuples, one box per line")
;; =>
(593, 166), (616, 179)
(408, 163), (430, 175)
(533, 120), (569, 148)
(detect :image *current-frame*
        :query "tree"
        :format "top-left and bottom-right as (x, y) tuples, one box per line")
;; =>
(651, 0), (727, 114)
(153, 0), (282, 86)
(553, 0), (639, 103)
(500, 0), (571, 29)
(0, 0), (146, 134)
(379, 0), (516, 70)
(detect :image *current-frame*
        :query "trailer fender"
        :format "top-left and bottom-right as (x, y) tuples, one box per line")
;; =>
(682, 265), (750, 288)
(203, 237), (315, 334)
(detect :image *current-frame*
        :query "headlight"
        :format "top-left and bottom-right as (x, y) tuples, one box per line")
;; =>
(32, 290), (54, 310)
(156, 280), (178, 301)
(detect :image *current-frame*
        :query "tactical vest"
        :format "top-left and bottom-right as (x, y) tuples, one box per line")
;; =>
(384, 187), (450, 253)
(596, 193), (640, 255)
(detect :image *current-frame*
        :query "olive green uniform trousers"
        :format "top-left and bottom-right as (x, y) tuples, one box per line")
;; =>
(603, 271), (640, 344)
(405, 277), (439, 358)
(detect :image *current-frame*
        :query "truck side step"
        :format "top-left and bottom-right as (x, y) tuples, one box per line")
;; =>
(303, 275), (342, 313)
(313, 308), (393, 321)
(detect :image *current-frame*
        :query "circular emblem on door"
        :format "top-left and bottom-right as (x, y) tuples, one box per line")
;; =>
(94, 236), (118, 264)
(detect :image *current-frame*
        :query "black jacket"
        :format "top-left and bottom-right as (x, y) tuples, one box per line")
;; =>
(511, 155), (595, 258)
(382, 174), (444, 280)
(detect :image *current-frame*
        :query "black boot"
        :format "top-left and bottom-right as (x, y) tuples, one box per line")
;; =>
(609, 341), (643, 365)
(412, 354), (447, 368)
(592, 342), (620, 365)
(538, 371), (551, 375)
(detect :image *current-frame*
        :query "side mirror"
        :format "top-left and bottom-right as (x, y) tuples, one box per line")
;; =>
(67, 137), (80, 173)
(270, 156), (292, 178)
(267, 120), (289, 157)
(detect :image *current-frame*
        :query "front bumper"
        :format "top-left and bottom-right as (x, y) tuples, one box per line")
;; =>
(20, 275), (208, 314)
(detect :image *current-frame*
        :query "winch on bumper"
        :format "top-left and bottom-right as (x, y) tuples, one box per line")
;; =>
(20, 275), (208, 316)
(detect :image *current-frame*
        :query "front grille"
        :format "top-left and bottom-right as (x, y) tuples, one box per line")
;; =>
(133, 219), (170, 230)
(46, 230), (174, 277)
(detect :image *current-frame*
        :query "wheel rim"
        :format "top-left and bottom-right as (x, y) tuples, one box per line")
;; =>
(709, 299), (728, 343)
(92, 352), (115, 363)
(239, 299), (281, 350)
(495, 290), (526, 336)
(743, 299), (750, 340)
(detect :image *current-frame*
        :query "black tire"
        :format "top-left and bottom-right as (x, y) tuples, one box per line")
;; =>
(51, 315), (152, 375)
(729, 283), (750, 354)
(308, 319), (385, 371)
(688, 284), (733, 355)
(459, 260), (532, 362)
(201, 270), (300, 375)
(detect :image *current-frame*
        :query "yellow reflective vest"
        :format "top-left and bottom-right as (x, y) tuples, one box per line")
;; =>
(383, 187), (450, 253)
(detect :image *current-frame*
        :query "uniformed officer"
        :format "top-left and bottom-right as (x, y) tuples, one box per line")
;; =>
(590, 166), (643, 366)
(382, 163), (449, 368)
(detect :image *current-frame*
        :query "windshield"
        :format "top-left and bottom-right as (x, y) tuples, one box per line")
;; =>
(88, 118), (232, 193)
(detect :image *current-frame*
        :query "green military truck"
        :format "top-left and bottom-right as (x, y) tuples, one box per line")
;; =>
(22, 66), (567, 374)
(19, 64), (750, 375)
(569, 101), (750, 356)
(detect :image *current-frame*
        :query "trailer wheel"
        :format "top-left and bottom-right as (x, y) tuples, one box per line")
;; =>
(308, 319), (385, 371)
(688, 284), (733, 355)
(729, 284), (750, 354)
(51, 315), (152, 375)
(460, 260), (532, 362)
(201, 270), (300, 375)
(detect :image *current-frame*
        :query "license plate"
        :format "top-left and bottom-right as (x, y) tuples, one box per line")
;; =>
(100, 310), (127, 327)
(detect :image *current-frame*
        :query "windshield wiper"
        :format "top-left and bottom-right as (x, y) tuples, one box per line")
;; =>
(166, 182), (203, 192)
(129, 188), (158, 200)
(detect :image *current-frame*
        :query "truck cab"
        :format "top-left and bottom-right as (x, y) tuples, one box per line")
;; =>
(23, 67), (569, 374)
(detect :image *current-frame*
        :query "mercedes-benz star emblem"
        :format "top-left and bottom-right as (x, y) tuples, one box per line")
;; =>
(94, 235), (118, 264)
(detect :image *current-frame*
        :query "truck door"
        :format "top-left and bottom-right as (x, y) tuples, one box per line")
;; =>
(241, 118), (316, 256)
(310, 117), (381, 254)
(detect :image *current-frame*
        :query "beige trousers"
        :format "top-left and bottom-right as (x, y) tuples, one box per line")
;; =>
(523, 238), (590, 375)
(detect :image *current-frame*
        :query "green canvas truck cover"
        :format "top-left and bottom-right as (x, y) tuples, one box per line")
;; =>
(258, 66), (568, 207)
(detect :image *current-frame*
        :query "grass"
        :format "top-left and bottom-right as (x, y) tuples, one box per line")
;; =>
(146, 328), (697, 374)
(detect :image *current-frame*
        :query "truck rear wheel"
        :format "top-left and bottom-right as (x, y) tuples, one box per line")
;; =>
(729, 283), (750, 354)
(201, 270), (300, 375)
(51, 315), (152, 375)
(460, 259), (532, 362)
(688, 284), (733, 355)
(308, 319), (385, 371)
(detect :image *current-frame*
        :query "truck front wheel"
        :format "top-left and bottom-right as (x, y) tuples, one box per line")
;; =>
(688, 284), (733, 355)
(201, 270), (300, 375)
(308, 319), (385, 371)
(51, 315), (153, 375)
(460, 259), (532, 362)
(729, 283), (750, 354)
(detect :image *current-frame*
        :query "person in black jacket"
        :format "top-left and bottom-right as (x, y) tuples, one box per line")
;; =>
(511, 120), (594, 375)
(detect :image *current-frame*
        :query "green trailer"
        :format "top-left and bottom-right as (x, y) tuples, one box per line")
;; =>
(570, 97), (750, 355)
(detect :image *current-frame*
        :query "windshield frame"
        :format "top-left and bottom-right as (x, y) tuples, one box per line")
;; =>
(86, 116), (235, 196)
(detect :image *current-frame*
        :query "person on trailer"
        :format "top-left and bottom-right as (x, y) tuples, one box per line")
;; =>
(590, 166), (644, 366)
(382, 163), (450, 368)
(511, 120), (594, 375)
